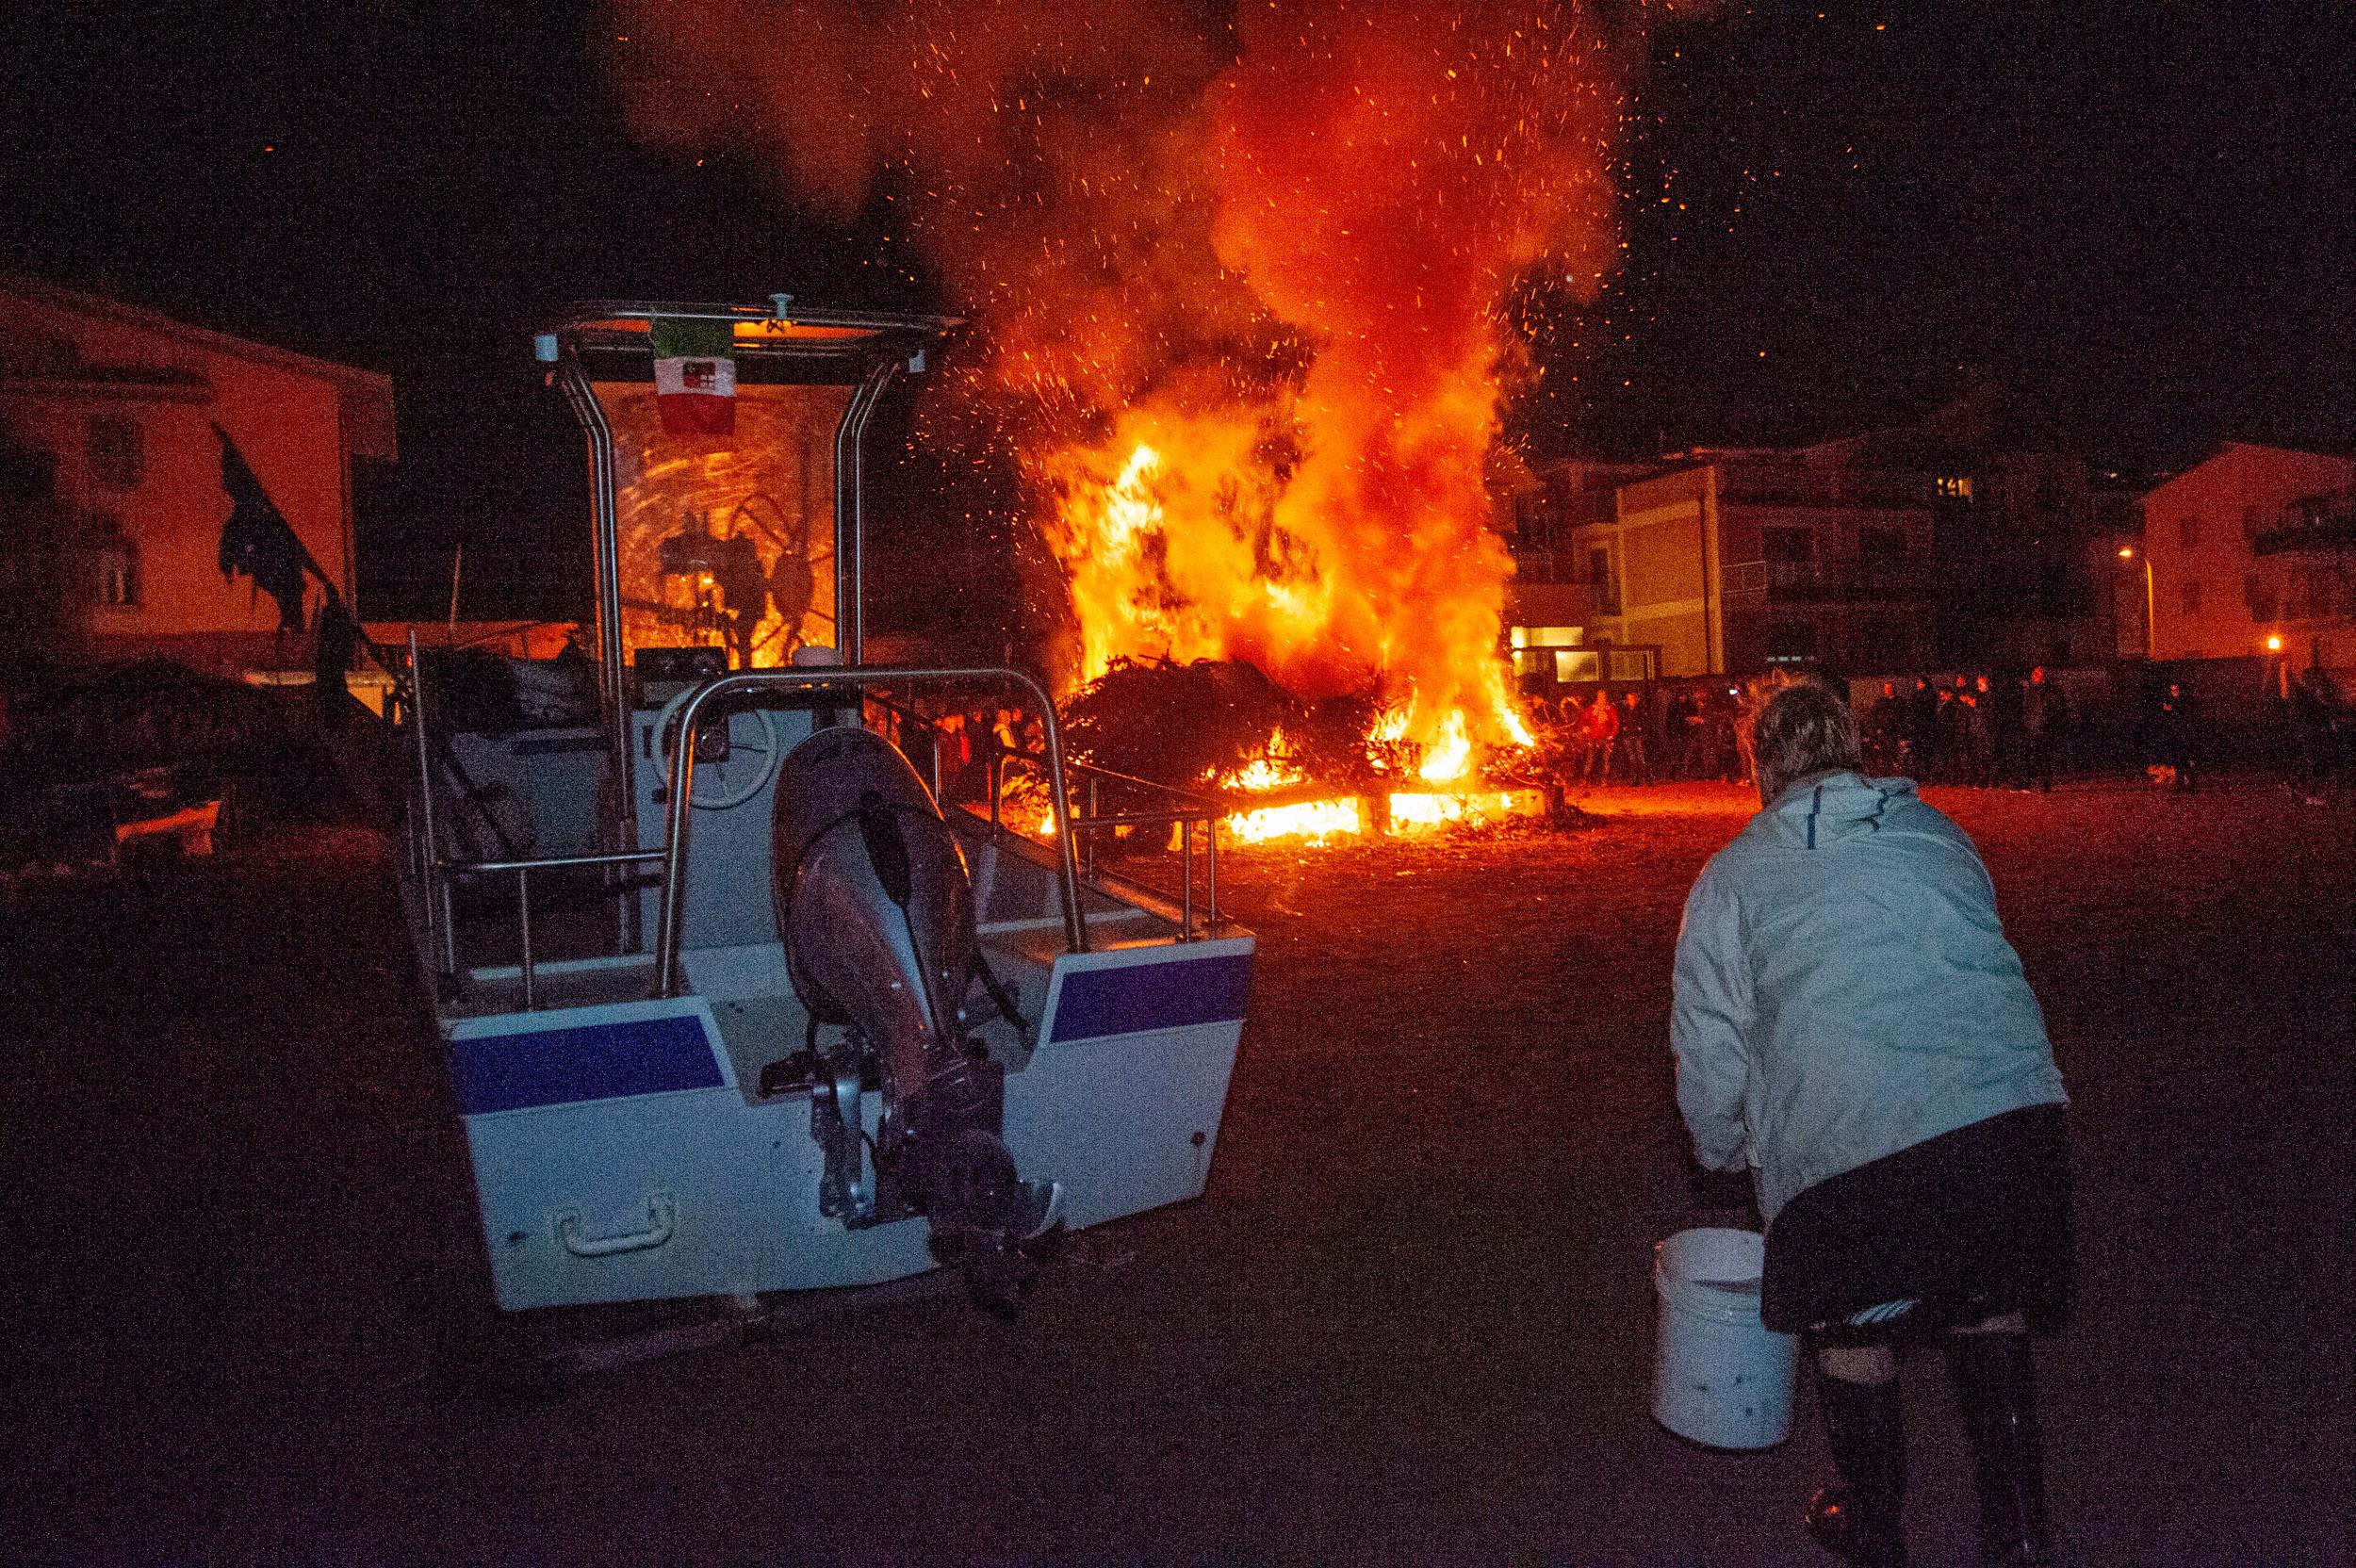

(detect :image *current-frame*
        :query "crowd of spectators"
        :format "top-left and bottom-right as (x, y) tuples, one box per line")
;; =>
(1538, 658), (2353, 803)
(1856, 668), (2073, 792)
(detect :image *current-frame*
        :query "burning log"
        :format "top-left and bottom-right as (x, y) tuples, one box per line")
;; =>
(1047, 656), (1549, 848)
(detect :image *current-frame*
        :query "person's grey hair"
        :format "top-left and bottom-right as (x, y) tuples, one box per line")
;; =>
(1754, 676), (1862, 804)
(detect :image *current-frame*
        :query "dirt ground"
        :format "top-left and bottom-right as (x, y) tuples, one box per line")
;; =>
(3, 776), (2351, 1565)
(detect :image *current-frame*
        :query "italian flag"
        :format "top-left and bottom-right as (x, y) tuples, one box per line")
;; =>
(650, 318), (736, 435)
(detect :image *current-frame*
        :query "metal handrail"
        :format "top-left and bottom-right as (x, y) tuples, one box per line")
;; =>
(410, 669), (1210, 1009)
(990, 749), (1224, 940)
(1036, 751), (1219, 808)
(447, 848), (669, 875)
(863, 693), (1225, 940)
(654, 666), (1088, 998)
(863, 693), (1217, 811)
(435, 846), (670, 1012)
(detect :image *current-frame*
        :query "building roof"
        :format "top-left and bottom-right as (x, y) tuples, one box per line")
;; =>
(2136, 440), (2356, 502)
(0, 273), (396, 460)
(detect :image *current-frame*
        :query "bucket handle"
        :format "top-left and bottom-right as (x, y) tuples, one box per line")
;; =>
(555, 1194), (677, 1257)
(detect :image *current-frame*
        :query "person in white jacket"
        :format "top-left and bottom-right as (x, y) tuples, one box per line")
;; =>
(1671, 676), (2070, 1568)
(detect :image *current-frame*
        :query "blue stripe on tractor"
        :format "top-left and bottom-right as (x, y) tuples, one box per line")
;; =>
(450, 1012), (724, 1115)
(1049, 953), (1252, 1043)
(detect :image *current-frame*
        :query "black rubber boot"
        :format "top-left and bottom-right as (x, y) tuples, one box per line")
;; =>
(1805, 1370), (1909, 1567)
(1944, 1330), (2054, 1567)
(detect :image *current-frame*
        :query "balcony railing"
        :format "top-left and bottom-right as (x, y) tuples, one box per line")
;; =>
(2253, 505), (2356, 557)
(1726, 554), (1936, 603)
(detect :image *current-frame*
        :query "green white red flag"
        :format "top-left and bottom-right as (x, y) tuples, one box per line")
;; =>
(650, 318), (736, 435)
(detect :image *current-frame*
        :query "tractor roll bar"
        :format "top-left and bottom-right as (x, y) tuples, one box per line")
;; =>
(653, 666), (1087, 998)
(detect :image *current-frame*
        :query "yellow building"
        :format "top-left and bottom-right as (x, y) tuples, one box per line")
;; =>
(1505, 451), (1939, 684)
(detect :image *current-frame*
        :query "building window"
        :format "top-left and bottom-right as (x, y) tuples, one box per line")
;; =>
(1552, 649), (1600, 684)
(1763, 526), (1815, 563)
(1933, 474), (1973, 502)
(90, 515), (139, 607)
(2244, 572), (2275, 622)
(86, 416), (145, 489)
(2178, 513), (2200, 549)
(2242, 506), (2266, 541)
(2180, 578), (2201, 615)
(1587, 546), (1620, 615)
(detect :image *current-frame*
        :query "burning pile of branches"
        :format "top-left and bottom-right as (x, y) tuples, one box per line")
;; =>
(1059, 658), (1405, 799)
(1055, 657), (1547, 846)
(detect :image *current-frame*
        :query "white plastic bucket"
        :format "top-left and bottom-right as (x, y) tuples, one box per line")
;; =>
(1651, 1227), (1800, 1449)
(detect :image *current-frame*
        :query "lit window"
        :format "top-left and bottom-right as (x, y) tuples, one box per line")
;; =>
(1935, 475), (1973, 500)
(90, 515), (139, 607)
(86, 416), (144, 489)
(1511, 625), (1583, 648)
(1553, 650), (1599, 683)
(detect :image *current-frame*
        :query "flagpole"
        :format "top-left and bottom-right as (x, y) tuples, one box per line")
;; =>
(447, 542), (464, 640)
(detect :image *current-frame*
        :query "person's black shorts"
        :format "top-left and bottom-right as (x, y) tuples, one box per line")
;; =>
(1760, 1103), (2071, 1339)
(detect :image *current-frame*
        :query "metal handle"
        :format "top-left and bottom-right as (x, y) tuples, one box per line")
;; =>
(654, 665), (1088, 995)
(554, 1194), (677, 1257)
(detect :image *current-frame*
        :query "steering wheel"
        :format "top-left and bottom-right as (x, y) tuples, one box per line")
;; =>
(653, 687), (780, 810)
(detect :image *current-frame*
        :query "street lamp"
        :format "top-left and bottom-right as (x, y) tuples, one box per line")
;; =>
(2117, 543), (2154, 659)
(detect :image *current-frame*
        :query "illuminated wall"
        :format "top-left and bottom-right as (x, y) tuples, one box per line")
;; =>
(0, 277), (393, 651)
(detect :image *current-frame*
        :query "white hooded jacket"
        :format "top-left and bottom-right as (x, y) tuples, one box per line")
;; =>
(1670, 771), (2067, 1223)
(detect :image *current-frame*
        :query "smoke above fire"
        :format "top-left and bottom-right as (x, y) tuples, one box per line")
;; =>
(604, 1), (1628, 767)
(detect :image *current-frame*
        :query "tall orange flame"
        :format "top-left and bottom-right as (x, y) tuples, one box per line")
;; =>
(604, 2), (1625, 776)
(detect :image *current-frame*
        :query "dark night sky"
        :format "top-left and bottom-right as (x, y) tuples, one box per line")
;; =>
(6, 2), (2350, 619)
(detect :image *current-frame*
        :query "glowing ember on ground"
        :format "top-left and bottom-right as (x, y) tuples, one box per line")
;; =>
(1387, 789), (1545, 830)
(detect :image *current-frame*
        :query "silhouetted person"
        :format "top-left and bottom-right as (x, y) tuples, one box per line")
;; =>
(312, 590), (357, 731)
(1865, 680), (1906, 775)
(1906, 677), (1939, 781)
(1936, 681), (1968, 784)
(1966, 675), (1998, 786)
(2155, 680), (2199, 792)
(2021, 667), (2066, 792)
(2287, 664), (2346, 800)
(1579, 688), (1620, 784)
(1619, 688), (1654, 785)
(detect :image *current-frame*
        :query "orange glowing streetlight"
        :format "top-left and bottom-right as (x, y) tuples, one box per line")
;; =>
(2265, 632), (2283, 652)
(2117, 542), (2154, 658)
